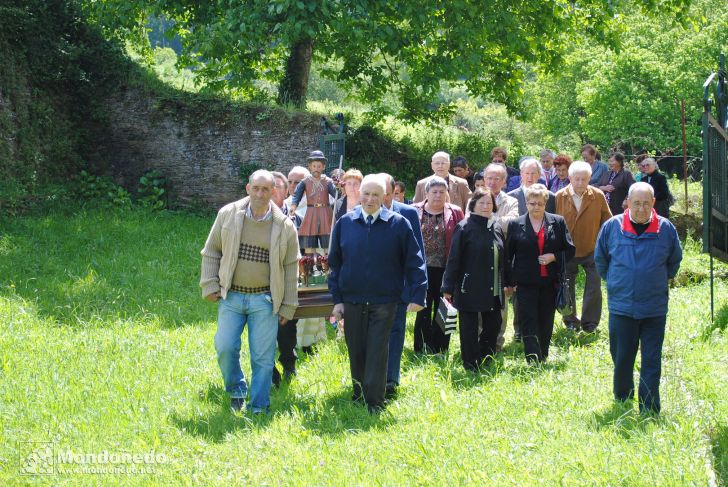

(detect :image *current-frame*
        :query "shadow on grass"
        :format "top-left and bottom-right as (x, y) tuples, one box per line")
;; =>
(0, 209), (212, 329)
(710, 423), (728, 485)
(551, 327), (602, 349)
(403, 344), (568, 390)
(590, 401), (660, 438)
(701, 302), (728, 340)
(171, 383), (395, 441)
(169, 384), (273, 442)
(295, 389), (397, 437)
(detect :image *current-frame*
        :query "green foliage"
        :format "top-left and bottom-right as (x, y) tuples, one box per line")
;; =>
(73, 169), (169, 210)
(1, 207), (727, 484)
(524, 0), (728, 155)
(239, 163), (263, 187)
(137, 170), (166, 210)
(82, 0), (692, 122)
(0, 0), (133, 206)
(73, 170), (130, 208)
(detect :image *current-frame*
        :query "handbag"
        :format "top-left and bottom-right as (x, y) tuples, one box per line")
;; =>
(435, 297), (458, 335)
(555, 256), (573, 316)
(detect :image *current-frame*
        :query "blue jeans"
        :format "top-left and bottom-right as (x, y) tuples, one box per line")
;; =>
(386, 302), (408, 385)
(608, 314), (666, 413)
(215, 291), (278, 412)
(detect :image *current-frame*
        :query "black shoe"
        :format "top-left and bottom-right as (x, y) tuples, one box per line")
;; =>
(385, 382), (398, 400)
(272, 366), (281, 388)
(582, 324), (598, 333)
(367, 404), (384, 415)
(283, 368), (296, 381)
(230, 397), (246, 412)
(565, 322), (580, 332)
(302, 346), (314, 356)
(513, 333), (522, 343)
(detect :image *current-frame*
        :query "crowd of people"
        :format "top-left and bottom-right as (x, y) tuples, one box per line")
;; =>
(200, 145), (683, 417)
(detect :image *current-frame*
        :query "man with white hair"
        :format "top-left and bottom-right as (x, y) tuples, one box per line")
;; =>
(413, 151), (472, 210)
(595, 182), (682, 414)
(483, 163), (520, 350)
(540, 149), (557, 187)
(328, 174), (427, 413)
(200, 169), (300, 414)
(284, 166), (311, 220)
(379, 173), (426, 398)
(508, 158), (556, 215)
(555, 161), (612, 332)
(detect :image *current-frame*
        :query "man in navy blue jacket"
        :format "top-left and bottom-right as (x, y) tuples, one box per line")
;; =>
(595, 182), (682, 414)
(379, 173), (427, 398)
(328, 175), (427, 413)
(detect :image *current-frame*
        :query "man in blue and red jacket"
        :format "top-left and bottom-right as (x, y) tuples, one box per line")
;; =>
(595, 182), (682, 414)
(328, 174), (427, 413)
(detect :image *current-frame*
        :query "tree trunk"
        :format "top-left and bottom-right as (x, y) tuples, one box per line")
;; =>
(277, 39), (313, 107)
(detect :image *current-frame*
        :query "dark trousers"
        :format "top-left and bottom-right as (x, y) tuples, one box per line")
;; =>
(564, 253), (602, 329)
(609, 314), (666, 413)
(517, 280), (557, 363)
(386, 302), (408, 385)
(276, 318), (298, 372)
(344, 302), (398, 409)
(414, 266), (449, 354)
(459, 298), (502, 371)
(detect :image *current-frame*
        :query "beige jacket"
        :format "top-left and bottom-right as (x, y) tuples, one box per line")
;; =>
(413, 174), (472, 210)
(494, 191), (519, 238)
(200, 197), (300, 320)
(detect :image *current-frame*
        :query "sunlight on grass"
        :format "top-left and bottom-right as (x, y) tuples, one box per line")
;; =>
(0, 207), (726, 485)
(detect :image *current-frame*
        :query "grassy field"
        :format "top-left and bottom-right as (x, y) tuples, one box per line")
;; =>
(1, 206), (726, 485)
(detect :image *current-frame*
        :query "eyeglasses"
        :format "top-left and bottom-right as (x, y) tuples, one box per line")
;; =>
(527, 201), (546, 207)
(630, 201), (653, 208)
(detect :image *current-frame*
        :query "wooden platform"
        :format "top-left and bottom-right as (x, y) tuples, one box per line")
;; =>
(293, 285), (334, 319)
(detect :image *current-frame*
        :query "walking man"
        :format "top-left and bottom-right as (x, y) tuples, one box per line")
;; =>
(595, 182), (682, 414)
(200, 170), (300, 413)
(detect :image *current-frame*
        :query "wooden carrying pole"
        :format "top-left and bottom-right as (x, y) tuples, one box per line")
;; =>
(681, 99), (688, 215)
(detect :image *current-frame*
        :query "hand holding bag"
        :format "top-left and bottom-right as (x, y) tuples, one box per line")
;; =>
(435, 297), (458, 335)
(555, 255), (573, 316)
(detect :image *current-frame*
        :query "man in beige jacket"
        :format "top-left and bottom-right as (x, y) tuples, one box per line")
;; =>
(200, 170), (300, 413)
(413, 151), (472, 210)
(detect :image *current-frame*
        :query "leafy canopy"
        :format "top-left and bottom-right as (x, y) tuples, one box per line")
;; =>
(84, 0), (691, 121)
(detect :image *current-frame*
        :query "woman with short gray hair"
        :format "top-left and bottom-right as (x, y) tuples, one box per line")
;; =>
(412, 176), (465, 354)
(505, 183), (575, 363)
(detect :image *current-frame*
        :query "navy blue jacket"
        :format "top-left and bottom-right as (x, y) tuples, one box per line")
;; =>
(391, 201), (425, 257)
(328, 206), (427, 306)
(595, 209), (682, 319)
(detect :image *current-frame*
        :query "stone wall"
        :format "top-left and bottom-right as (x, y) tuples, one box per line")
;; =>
(95, 87), (321, 210)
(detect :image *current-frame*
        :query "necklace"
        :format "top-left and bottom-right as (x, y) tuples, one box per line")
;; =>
(530, 218), (545, 233)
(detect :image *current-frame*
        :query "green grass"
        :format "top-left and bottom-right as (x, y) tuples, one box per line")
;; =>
(1, 207), (727, 485)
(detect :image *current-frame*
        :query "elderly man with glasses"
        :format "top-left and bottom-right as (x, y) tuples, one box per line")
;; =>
(595, 182), (682, 414)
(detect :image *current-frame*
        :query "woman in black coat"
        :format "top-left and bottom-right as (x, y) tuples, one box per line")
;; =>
(442, 188), (505, 371)
(639, 157), (673, 218)
(597, 152), (635, 216)
(505, 184), (575, 364)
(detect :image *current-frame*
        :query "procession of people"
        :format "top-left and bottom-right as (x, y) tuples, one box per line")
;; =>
(200, 146), (682, 416)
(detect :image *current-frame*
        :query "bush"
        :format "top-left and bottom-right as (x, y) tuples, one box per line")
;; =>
(137, 170), (166, 210)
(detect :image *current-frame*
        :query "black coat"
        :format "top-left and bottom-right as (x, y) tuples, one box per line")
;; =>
(441, 214), (505, 312)
(505, 213), (575, 286)
(642, 170), (673, 217)
(597, 169), (636, 216)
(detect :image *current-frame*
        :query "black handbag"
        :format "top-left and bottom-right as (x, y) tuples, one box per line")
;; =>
(555, 256), (573, 316)
(435, 297), (458, 335)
